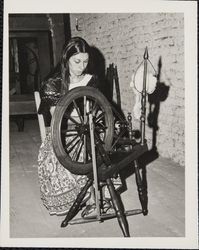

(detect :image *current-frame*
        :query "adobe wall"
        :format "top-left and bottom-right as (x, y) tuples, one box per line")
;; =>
(70, 13), (184, 166)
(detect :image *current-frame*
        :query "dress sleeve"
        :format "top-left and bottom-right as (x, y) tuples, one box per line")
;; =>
(38, 77), (62, 126)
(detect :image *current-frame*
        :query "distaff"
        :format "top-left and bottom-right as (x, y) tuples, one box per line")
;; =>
(130, 47), (157, 144)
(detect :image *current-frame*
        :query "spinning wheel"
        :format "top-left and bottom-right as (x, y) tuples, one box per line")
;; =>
(50, 47), (153, 237)
(51, 86), (148, 237)
(51, 86), (114, 175)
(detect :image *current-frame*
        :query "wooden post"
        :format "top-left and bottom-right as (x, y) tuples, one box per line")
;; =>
(140, 47), (148, 145)
(89, 112), (101, 220)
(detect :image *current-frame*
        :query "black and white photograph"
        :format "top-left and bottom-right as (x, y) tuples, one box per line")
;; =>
(1, 0), (198, 248)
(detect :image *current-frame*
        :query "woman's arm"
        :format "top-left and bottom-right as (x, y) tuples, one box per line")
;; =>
(38, 77), (62, 126)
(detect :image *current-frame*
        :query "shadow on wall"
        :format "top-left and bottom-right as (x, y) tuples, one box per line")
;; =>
(89, 46), (106, 80)
(89, 46), (113, 101)
(89, 46), (127, 124)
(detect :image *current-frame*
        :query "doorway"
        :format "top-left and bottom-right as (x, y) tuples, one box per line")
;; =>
(9, 31), (53, 95)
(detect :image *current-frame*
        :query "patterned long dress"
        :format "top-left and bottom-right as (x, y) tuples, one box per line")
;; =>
(38, 74), (96, 215)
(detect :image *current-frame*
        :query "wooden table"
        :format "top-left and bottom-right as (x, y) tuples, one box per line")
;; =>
(10, 94), (37, 131)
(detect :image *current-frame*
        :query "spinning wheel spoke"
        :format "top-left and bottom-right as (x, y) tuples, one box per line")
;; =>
(94, 110), (106, 142)
(74, 141), (84, 162)
(83, 134), (93, 163)
(95, 122), (107, 131)
(64, 132), (78, 137)
(73, 100), (84, 124)
(83, 134), (88, 163)
(64, 132), (92, 164)
(62, 128), (76, 133)
(68, 116), (81, 125)
(95, 125), (106, 141)
(65, 134), (79, 149)
(72, 134), (84, 161)
(90, 100), (98, 116)
(61, 127), (77, 135)
(63, 111), (81, 125)
(92, 105), (100, 118)
(95, 111), (106, 124)
(94, 131), (105, 145)
(66, 137), (81, 154)
(86, 138), (92, 160)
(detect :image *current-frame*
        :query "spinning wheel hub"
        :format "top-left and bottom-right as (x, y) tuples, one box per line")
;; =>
(76, 124), (89, 134)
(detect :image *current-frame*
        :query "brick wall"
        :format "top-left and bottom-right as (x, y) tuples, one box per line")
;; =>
(70, 13), (184, 166)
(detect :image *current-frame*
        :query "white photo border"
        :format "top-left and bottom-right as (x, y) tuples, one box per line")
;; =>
(1, 0), (198, 248)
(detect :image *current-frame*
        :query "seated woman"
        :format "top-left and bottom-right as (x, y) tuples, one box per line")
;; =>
(37, 36), (121, 216)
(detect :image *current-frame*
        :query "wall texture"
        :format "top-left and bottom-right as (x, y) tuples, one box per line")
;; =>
(70, 13), (184, 166)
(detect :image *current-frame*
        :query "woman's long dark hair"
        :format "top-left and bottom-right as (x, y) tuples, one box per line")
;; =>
(60, 37), (91, 93)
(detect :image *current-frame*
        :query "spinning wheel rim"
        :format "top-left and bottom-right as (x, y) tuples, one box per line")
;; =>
(51, 86), (114, 175)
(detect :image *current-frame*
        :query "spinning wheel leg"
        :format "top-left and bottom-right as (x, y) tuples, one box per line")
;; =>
(134, 160), (148, 215)
(106, 178), (130, 237)
(61, 178), (93, 227)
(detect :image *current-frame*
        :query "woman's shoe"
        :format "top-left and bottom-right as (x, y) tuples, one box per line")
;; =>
(81, 204), (96, 218)
(81, 199), (115, 218)
(101, 198), (114, 214)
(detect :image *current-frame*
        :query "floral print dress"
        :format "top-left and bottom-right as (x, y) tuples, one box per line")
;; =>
(38, 74), (94, 215)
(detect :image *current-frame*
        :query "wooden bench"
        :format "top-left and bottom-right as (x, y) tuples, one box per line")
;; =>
(10, 94), (37, 131)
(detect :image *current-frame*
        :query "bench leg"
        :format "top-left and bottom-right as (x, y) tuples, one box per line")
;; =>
(106, 178), (130, 237)
(16, 117), (24, 132)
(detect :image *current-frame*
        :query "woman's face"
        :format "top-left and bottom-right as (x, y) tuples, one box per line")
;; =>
(68, 52), (89, 77)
